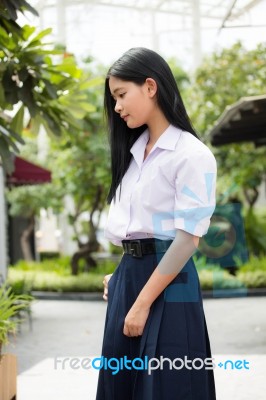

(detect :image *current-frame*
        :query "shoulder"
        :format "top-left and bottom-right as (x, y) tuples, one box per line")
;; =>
(174, 128), (217, 171)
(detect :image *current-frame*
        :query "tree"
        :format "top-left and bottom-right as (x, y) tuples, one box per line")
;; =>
(50, 62), (111, 275)
(1, 1), (99, 263)
(6, 183), (63, 261)
(4, 135), (64, 261)
(167, 57), (191, 92)
(0, 1), (94, 172)
(186, 42), (266, 209)
(186, 42), (266, 255)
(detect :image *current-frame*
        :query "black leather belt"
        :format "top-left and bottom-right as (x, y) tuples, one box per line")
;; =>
(122, 238), (173, 258)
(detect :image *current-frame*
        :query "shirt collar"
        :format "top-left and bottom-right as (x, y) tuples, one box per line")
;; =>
(130, 124), (183, 168)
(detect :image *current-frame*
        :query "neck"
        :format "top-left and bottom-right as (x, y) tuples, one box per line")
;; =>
(146, 108), (170, 145)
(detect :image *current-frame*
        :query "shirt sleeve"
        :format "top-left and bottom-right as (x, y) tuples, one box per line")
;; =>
(173, 148), (217, 237)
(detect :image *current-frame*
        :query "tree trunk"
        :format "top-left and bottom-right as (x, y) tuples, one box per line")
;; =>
(70, 186), (103, 275)
(243, 187), (259, 211)
(20, 215), (35, 261)
(70, 241), (99, 276)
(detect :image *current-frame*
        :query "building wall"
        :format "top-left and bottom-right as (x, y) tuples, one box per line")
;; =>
(0, 166), (8, 280)
(255, 180), (266, 208)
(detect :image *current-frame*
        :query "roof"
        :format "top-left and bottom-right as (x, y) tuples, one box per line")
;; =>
(209, 94), (266, 146)
(6, 156), (52, 186)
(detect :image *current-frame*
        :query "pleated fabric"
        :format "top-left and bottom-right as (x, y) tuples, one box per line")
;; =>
(95, 240), (216, 400)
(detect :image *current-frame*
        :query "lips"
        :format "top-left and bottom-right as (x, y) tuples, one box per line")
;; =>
(121, 114), (129, 121)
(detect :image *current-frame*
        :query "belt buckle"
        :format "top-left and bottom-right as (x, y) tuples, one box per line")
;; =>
(130, 240), (142, 258)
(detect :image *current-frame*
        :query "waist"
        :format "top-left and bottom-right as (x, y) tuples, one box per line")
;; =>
(122, 238), (173, 258)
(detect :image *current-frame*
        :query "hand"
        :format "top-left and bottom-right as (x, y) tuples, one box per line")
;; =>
(103, 274), (113, 301)
(123, 303), (150, 337)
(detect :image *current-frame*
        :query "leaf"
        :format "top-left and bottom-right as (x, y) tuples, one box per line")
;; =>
(20, 0), (39, 17)
(3, 0), (18, 21)
(79, 102), (96, 112)
(0, 17), (22, 38)
(0, 123), (12, 138)
(79, 77), (104, 90)
(0, 25), (9, 40)
(42, 113), (61, 136)
(18, 76), (38, 117)
(0, 126), (20, 152)
(0, 83), (5, 106)
(10, 105), (24, 134)
(0, 136), (15, 174)
(65, 105), (88, 120)
(29, 27), (52, 43)
(8, 128), (25, 144)
(43, 79), (58, 99)
(29, 116), (41, 135)
(2, 66), (20, 105)
(21, 24), (36, 40)
(18, 66), (29, 82)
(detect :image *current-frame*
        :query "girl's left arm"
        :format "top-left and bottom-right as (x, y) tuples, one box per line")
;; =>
(123, 229), (199, 337)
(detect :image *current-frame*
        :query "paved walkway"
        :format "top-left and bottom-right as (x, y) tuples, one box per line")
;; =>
(4, 296), (266, 400)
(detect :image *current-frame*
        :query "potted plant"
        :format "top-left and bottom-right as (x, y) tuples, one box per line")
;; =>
(0, 282), (33, 400)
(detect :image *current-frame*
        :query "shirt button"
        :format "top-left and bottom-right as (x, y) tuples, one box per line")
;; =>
(126, 234), (130, 237)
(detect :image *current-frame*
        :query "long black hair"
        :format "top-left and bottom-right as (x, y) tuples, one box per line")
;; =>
(105, 47), (198, 204)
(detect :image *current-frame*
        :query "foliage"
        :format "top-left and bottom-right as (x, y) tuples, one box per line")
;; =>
(198, 269), (246, 291)
(186, 42), (266, 210)
(0, 0), (95, 172)
(0, 282), (34, 352)
(7, 256), (117, 292)
(6, 182), (62, 217)
(109, 242), (124, 255)
(238, 254), (266, 272)
(49, 59), (109, 216)
(193, 255), (224, 272)
(7, 253), (266, 292)
(243, 208), (266, 256)
(167, 57), (191, 92)
(8, 269), (104, 292)
(189, 42), (266, 135)
(0, 0), (38, 36)
(47, 61), (111, 273)
(4, 55), (108, 268)
(11, 256), (74, 275)
(237, 271), (266, 288)
(10, 256), (117, 276)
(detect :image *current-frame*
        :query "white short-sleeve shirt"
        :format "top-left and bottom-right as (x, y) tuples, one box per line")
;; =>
(104, 124), (217, 246)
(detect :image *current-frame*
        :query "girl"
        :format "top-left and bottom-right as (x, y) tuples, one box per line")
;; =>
(96, 47), (217, 400)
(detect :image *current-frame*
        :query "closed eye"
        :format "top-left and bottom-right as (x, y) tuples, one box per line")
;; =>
(111, 92), (126, 101)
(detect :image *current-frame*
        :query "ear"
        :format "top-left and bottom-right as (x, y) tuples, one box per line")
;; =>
(145, 78), (157, 98)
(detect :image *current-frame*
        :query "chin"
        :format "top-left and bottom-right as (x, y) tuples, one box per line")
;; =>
(127, 120), (143, 129)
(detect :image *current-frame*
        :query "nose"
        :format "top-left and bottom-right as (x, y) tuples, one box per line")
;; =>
(114, 100), (122, 114)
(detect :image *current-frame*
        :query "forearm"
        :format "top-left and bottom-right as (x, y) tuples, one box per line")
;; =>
(135, 230), (199, 308)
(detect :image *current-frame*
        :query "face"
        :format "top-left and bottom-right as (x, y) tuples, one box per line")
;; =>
(108, 76), (157, 129)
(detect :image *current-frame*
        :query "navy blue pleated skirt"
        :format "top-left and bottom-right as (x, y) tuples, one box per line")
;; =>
(95, 239), (216, 400)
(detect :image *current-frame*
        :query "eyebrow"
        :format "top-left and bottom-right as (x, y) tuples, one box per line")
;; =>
(111, 87), (125, 96)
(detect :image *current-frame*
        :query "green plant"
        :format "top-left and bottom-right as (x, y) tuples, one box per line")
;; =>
(109, 243), (124, 256)
(238, 255), (266, 272)
(244, 209), (266, 256)
(0, 282), (34, 355)
(193, 254), (222, 272)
